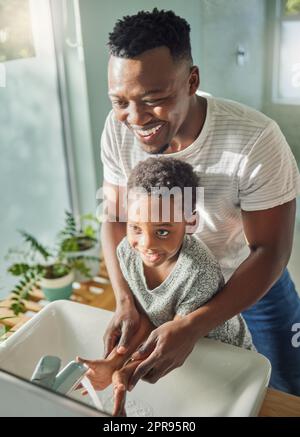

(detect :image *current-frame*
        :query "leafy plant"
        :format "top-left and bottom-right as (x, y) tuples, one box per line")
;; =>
(10, 268), (43, 315)
(19, 230), (51, 260)
(58, 211), (99, 252)
(5, 212), (101, 315)
(285, 0), (300, 15)
(0, 323), (11, 342)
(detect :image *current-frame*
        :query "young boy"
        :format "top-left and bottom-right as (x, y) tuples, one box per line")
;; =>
(78, 157), (254, 415)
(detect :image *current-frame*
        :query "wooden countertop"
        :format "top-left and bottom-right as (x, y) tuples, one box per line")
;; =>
(259, 388), (300, 417)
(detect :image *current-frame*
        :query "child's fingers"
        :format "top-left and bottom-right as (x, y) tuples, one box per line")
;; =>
(112, 369), (124, 385)
(112, 383), (126, 416)
(76, 357), (101, 372)
(76, 356), (96, 366)
(78, 373), (109, 392)
(120, 407), (127, 417)
(112, 369), (127, 416)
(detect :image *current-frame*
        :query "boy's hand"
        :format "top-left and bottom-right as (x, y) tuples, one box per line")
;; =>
(112, 359), (143, 416)
(112, 377), (127, 417)
(76, 356), (115, 392)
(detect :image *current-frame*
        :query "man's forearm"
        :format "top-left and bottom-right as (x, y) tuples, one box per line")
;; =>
(101, 221), (134, 306)
(185, 247), (287, 337)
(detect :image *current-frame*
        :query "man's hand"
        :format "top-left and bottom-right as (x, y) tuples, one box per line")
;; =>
(103, 301), (141, 358)
(128, 317), (198, 389)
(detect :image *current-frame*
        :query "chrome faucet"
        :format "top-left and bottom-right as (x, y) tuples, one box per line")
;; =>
(30, 355), (88, 394)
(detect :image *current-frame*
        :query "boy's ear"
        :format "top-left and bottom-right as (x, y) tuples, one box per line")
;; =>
(185, 211), (199, 234)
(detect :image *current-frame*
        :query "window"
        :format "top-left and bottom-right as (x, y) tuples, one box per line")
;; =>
(0, 0), (71, 297)
(274, 0), (300, 103)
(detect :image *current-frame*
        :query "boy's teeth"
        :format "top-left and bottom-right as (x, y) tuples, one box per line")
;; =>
(136, 124), (162, 136)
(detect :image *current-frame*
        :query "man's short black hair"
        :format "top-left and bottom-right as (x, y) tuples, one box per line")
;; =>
(128, 157), (200, 212)
(108, 8), (193, 64)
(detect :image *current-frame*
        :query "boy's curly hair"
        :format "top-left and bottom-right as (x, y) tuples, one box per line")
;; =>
(108, 8), (193, 64)
(127, 157), (200, 211)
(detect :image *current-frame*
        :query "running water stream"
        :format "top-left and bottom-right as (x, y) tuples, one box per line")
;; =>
(80, 376), (104, 411)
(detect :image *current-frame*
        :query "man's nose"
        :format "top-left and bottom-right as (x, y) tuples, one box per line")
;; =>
(126, 102), (151, 126)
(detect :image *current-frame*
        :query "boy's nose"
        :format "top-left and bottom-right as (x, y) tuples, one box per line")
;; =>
(140, 233), (155, 250)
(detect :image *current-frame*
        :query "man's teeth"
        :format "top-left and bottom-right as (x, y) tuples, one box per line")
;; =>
(136, 124), (162, 137)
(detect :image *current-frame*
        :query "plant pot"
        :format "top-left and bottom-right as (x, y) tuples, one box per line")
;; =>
(66, 242), (101, 282)
(40, 271), (74, 302)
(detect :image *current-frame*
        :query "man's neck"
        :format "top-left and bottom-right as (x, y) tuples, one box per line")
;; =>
(164, 95), (207, 154)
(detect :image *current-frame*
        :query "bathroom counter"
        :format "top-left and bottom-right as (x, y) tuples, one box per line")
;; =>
(259, 388), (300, 416)
(1, 264), (299, 417)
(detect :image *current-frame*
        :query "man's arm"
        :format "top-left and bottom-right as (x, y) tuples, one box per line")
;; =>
(101, 180), (130, 302)
(185, 199), (295, 332)
(129, 199), (296, 386)
(101, 180), (141, 356)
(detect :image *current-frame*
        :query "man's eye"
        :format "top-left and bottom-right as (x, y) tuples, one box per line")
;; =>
(156, 230), (169, 237)
(143, 99), (164, 106)
(112, 100), (127, 108)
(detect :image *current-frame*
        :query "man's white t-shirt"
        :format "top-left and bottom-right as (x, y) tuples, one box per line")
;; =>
(100, 95), (300, 282)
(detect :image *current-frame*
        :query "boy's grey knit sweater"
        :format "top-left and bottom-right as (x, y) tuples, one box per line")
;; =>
(117, 234), (254, 350)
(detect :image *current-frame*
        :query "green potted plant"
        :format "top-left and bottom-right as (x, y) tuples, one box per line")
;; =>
(5, 212), (101, 304)
(58, 211), (101, 281)
(6, 230), (74, 302)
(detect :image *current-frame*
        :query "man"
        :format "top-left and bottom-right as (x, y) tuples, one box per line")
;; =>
(100, 8), (300, 395)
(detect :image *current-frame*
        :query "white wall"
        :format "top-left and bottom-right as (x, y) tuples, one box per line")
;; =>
(199, 0), (266, 110)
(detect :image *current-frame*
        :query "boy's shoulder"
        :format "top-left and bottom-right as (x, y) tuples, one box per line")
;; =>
(183, 234), (216, 259)
(116, 237), (140, 283)
(179, 235), (224, 293)
(182, 234), (222, 274)
(116, 236), (133, 258)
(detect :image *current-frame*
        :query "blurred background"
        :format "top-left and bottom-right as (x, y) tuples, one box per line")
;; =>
(0, 0), (299, 297)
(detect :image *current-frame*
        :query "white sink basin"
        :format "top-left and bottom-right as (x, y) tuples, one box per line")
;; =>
(0, 300), (271, 416)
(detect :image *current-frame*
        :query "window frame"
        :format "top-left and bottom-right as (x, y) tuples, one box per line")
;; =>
(272, 0), (300, 105)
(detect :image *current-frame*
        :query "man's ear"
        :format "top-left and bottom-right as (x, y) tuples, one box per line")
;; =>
(189, 66), (200, 96)
(185, 210), (199, 234)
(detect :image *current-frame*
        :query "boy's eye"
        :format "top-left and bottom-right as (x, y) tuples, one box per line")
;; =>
(156, 229), (169, 237)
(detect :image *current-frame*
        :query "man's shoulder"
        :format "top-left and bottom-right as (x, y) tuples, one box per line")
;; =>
(105, 109), (118, 126)
(104, 109), (130, 137)
(208, 95), (272, 130)
(103, 110), (138, 158)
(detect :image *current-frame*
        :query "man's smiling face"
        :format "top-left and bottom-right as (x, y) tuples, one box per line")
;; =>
(108, 46), (198, 154)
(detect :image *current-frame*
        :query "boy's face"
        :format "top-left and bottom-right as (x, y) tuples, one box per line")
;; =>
(127, 194), (187, 268)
